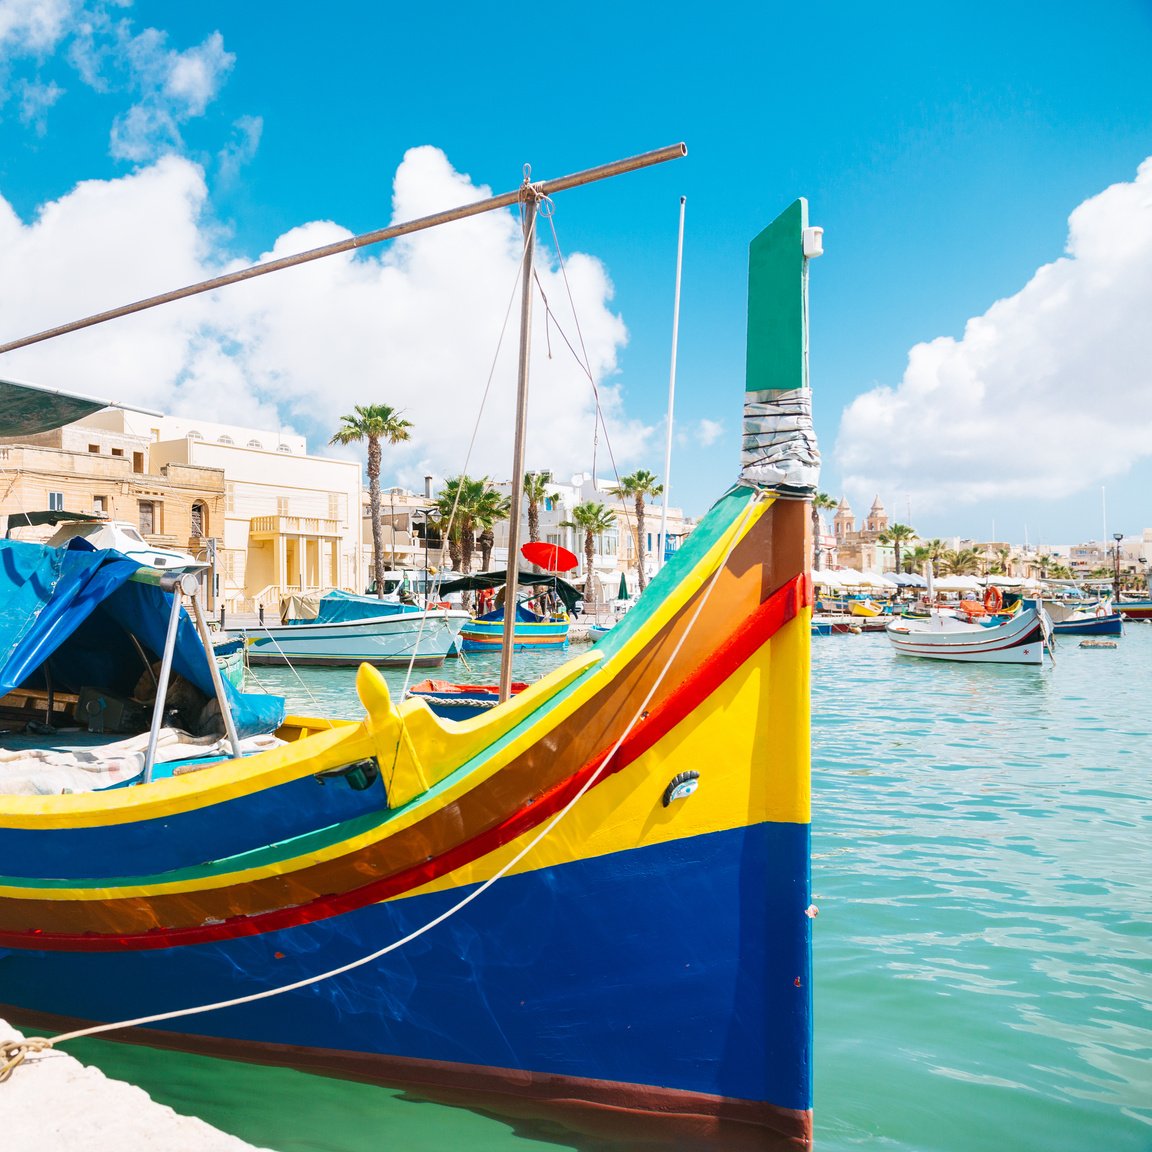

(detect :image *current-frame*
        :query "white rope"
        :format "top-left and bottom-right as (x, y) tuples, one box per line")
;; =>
(43, 490), (766, 1051)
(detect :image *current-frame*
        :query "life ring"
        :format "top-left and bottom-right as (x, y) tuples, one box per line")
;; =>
(1096, 605), (1107, 618)
(983, 586), (1003, 612)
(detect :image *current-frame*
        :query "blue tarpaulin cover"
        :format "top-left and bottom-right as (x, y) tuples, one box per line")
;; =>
(0, 538), (283, 736)
(284, 589), (420, 627)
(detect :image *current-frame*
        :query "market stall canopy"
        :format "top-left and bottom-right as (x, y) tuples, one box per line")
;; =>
(884, 572), (927, 587)
(436, 569), (582, 612)
(933, 575), (982, 593)
(859, 571), (898, 588)
(812, 569), (845, 588)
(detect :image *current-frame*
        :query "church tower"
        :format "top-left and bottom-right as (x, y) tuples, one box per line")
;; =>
(865, 495), (888, 535)
(834, 497), (854, 541)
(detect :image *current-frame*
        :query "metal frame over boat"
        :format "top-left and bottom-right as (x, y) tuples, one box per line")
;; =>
(0, 152), (818, 1150)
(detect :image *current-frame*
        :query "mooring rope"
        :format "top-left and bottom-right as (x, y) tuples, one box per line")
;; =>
(1, 490), (765, 1074)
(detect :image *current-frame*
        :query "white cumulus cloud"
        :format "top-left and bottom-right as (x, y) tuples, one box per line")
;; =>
(0, 147), (652, 489)
(835, 157), (1152, 516)
(0, 0), (76, 54)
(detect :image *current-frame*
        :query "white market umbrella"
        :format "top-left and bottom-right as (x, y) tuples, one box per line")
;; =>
(812, 569), (845, 589)
(933, 576), (982, 593)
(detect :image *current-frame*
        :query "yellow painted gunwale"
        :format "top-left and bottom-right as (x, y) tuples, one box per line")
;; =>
(0, 497), (774, 900)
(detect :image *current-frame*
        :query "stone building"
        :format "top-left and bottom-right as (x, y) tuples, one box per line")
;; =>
(0, 418), (225, 572)
(830, 495), (895, 573)
(1, 407), (364, 614)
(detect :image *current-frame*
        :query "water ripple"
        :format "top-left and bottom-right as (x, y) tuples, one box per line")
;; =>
(813, 626), (1152, 1151)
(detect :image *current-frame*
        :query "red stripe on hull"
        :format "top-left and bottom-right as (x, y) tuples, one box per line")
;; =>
(0, 575), (808, 953)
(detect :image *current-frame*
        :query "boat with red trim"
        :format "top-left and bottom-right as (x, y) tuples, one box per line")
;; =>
(886, 603), (1052, 664)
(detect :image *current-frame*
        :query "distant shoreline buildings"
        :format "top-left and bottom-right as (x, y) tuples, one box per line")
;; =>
(818, 494), (1152, 587)
(0, 402), (695, 613)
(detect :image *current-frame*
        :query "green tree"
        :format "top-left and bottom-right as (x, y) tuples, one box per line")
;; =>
(435, 475), (499, 577)
(562, 502), (616, 613)
(988, 547), (1013, 577)
(609, 469), (664, 593)
(811, 492), (837, 569)
(523, 471), (552, 545)
(938, 547), (981, 576)
(330, 404), (413, 597)
(475, 487), (512, 571)
(878, 523), (917, 574)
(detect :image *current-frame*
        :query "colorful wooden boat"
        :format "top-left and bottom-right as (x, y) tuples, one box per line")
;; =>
(436, 570), (579, 654)
(0, 183), (816, 1148)
(1116, 599), (1152, 620)
(886, 604), (1051, 664)
(404, 679), (528, 720)
(457, 605), (570, 652)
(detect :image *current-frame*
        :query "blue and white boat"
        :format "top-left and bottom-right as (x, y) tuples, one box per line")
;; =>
(233, 590), (469, 668)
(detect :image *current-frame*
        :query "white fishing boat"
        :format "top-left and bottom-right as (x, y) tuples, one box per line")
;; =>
(233, 590), (469, 667)
(886, 603), (1052, 664)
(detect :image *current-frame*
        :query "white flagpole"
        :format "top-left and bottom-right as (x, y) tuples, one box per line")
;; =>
(658, 196), (687, 572)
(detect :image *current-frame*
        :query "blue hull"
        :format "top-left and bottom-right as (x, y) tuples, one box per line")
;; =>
(0, 822), (812, 1113)
(1052, 613), (1122, 636)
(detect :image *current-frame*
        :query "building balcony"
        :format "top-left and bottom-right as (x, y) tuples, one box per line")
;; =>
(250, 515), (344, 540)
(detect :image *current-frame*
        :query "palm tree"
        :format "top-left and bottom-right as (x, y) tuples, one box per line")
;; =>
(938, 547), (981, 576)
(561, 502), (616, 614)
(989, 547), (1013, 577)
(609, 469), (663, 593)
(877, 523), (917, 574)
(330, 404), (413, 597)
(523, 471), (552, 545)
(811, 492), (837, 569)
(475, 487), (512, 571)
(436, 475), (488, 576)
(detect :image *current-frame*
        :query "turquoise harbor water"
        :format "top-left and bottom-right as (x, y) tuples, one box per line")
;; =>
(50, 628), (1152, 1150)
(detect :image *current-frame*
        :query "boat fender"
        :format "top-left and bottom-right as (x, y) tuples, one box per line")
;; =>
(662, 770), (700, 807)
(983, 586), (1003, 612)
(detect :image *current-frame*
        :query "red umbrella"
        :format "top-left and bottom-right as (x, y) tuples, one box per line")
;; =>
(521, 541), (579, 573)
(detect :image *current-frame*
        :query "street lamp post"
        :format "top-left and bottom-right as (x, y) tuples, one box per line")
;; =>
(1113, 532), (1124, 605)
(412, 509), (432, 602)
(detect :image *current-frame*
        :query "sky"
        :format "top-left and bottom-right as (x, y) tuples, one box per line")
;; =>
(1, 1), (1151, 548)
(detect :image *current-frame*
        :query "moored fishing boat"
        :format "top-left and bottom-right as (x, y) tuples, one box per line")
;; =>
(404, 678), (529, 720)
(0, 151), (817, 1149)
(457, 607), (569, 652)
(231, 589), (469, 668)
(1115, 598), (1152, 621)
(886, 603), (1052, 664)
(437, 569), (579, 653)
(1050, 610), (1123, 636)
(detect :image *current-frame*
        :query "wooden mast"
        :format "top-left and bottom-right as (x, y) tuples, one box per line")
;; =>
(498, 176), (539, 701)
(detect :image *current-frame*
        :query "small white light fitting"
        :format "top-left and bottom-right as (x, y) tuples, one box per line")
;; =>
(802, 226), (824, 258)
